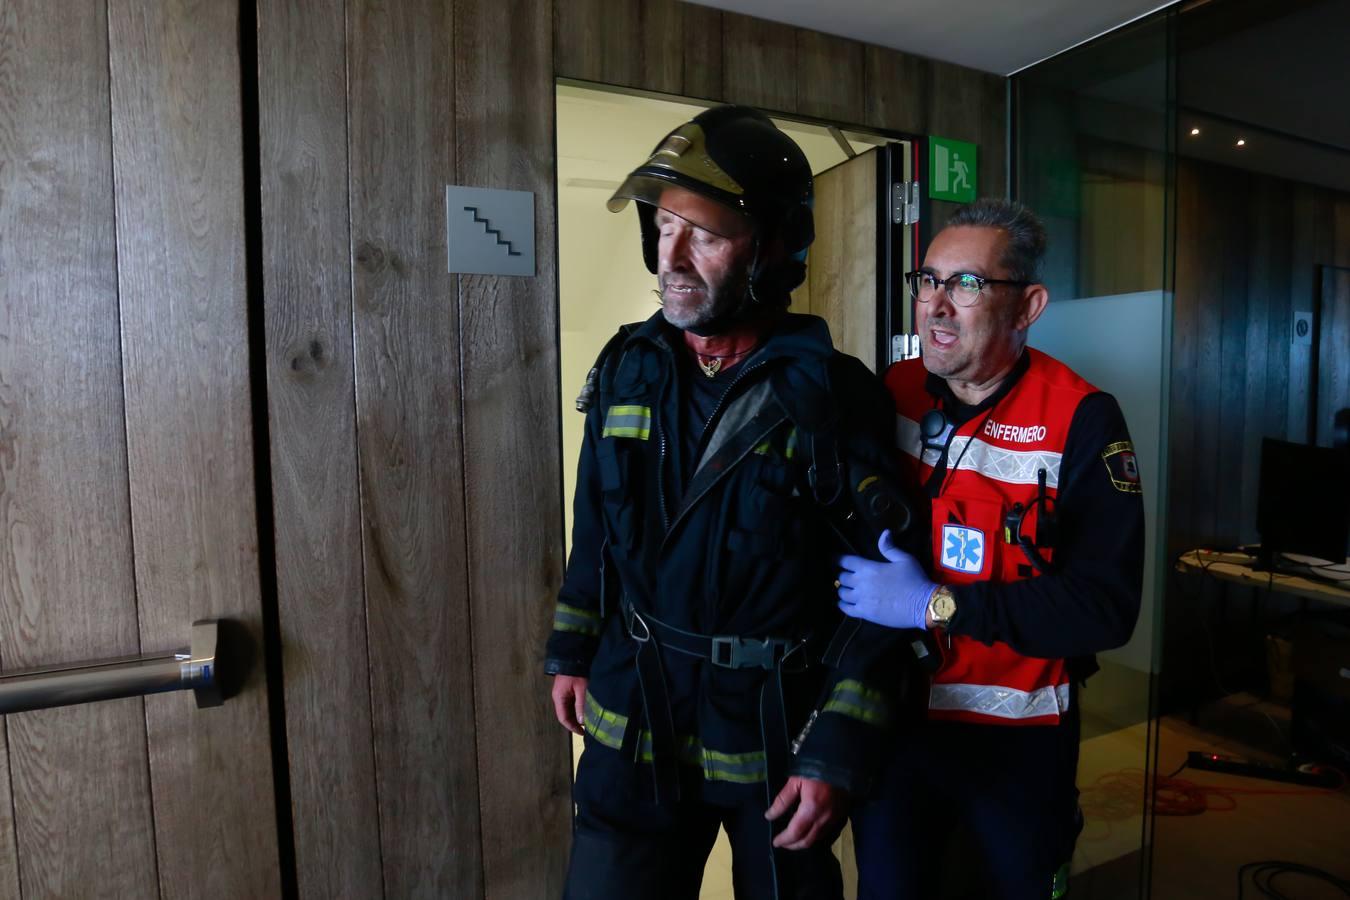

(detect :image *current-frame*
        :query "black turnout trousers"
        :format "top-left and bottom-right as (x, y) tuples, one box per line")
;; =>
(563, 740), (843, 900)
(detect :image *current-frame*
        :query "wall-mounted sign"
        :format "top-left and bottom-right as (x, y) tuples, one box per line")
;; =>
(446, 186), (535, 277)
(928, 137), (977, 203)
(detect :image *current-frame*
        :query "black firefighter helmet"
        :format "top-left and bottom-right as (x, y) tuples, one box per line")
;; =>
(606, 105), (814, 300)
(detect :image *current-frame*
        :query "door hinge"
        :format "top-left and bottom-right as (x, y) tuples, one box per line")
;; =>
(892, 182), (920, 225)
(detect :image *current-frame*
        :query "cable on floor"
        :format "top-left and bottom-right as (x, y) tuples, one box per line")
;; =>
(1074, 765), (1347, 821)
(1237, 860), (1350, 898)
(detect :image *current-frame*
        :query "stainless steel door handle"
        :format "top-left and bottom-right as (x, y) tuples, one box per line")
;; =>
(0, 619), (225, 714)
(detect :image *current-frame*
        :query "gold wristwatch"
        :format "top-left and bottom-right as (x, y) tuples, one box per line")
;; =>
(928, 585), (957, 627)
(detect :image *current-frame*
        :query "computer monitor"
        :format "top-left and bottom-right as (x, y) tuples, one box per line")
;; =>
(1255, 437), (1350, 569)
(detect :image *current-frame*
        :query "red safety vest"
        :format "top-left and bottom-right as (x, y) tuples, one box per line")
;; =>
(886, 349), (1097, 726)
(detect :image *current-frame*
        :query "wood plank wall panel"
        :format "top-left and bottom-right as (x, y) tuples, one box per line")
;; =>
(1214, 167), (1250, 553)
(552, 5), (1006, 195)
(106, 1), (281, 894)
(864, 46), (930, 136)
(1190, 163), (1227, 547)
(457, 0), (572, 896)
(0, 738), (15, 898)
(1166, 160), (1203, 558)
(1235, 176), (1288, 533)
(1319, 268), (1350, 441)
(347, 0), (483, 895)
(681, 3), (724, 101)
(1162, 157), (1350, 709)
(0, 2), (159, 896)
(1287, 185), (1325, 442)
(256, 0), (384, 896)
(554, 0), (683, 95)
(721, 11), (797, 112)
(1163, 158), (1338, 551)
(794, 31), (864, 124)
(928, 60), (1007, 227)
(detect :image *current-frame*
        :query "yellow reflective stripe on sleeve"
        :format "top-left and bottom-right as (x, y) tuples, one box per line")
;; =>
(636, 736), (766, 783)
(602, 405), (651, 440)
(585, 694), (766, 783)
(583, 691), (629, 750)
(784, 427), (798, 460)
(699, 747), (767, 784)
(822, 679), (889, 726)
(553, 602), (602, 636)
(636, 733), (703, 767)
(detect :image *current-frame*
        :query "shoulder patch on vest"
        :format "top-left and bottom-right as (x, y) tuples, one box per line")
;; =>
(1101, 441), (1141, 493)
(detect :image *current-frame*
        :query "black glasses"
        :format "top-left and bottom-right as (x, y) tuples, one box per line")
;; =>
(905, 270), (1030, 307)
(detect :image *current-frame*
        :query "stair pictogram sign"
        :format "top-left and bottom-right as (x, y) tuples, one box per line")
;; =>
(464, 206), (522, 257)
(446, 186), (534, 277)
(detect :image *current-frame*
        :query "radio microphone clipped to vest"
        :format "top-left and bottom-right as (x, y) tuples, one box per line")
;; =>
(1003, 466), (1059, 574)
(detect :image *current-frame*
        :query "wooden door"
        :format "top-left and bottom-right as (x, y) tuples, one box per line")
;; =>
(796, 143), (915, 373)
(0, 2), (281, 896)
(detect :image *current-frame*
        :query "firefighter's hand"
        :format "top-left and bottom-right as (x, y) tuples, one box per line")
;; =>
(551, 675), (588, 736)
(765, 776), (845, 850)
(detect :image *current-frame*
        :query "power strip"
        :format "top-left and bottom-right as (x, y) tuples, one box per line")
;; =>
(1186, 751), (1341, 787)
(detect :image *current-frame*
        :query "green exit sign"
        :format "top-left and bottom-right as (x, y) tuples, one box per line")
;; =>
(929, 137), (977, 203)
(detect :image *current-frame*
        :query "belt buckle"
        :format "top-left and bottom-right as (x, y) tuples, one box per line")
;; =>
(711, 636), (779, 670)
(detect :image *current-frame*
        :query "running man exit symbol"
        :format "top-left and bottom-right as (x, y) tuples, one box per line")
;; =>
(929, 137), (978, 203)
(446, 186), (535, 276)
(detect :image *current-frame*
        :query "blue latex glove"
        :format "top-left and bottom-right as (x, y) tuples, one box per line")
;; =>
(836, 529), (936, 630)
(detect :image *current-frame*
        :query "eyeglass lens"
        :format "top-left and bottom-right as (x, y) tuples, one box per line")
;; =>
(910, 272), (983, 306)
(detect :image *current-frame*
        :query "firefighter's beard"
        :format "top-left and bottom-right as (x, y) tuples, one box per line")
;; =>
(656, 267), (753, 336)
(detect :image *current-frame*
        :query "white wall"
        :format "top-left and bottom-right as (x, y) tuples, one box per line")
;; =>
(1031, 289), (1170, 675)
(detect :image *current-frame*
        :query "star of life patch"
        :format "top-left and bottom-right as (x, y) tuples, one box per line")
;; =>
(940, 524), (986, 574)
(1101, 441), (1142, 493)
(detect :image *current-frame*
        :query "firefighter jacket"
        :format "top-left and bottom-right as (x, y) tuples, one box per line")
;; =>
(546, 311), (910, 803)
(886, 349), (1144, 726)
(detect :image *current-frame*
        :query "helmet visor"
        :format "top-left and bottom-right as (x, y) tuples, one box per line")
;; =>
(607, 123), (752, 238)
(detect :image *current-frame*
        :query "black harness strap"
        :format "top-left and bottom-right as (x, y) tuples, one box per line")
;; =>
(622, 597), (806, 807)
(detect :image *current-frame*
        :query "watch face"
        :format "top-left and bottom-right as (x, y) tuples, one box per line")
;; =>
(933, 592), (957, 621)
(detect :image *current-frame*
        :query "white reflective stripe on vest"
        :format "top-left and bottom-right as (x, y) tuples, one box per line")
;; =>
(948, 435), (1062, 488)
(929, 682), (1071, 720)
(897, 416), (1063, 488)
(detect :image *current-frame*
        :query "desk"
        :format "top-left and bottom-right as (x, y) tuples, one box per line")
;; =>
(1176, 550), (1350, 607)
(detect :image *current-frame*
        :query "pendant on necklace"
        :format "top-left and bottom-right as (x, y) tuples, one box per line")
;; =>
(698, 356), (722, 378)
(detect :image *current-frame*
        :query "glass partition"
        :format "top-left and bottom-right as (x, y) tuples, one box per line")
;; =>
(1012, 12), (1175, 898)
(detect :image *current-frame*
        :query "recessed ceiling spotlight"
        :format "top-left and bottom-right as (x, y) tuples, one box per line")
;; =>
(1190, 128), (1201, 136)
(1236, 139), (1246, 147)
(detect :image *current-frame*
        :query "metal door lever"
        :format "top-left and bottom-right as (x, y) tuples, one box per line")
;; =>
(0, 619), (224, 715)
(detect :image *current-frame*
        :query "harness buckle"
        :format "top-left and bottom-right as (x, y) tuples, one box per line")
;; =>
(710, 635), (784, 670)
(627, 607), (651, 644)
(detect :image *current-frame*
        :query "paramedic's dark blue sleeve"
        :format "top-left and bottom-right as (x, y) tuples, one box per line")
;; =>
(948, 392), (1144, 658)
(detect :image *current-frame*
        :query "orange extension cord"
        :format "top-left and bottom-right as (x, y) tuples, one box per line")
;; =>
(1077, 766), (1347, 819)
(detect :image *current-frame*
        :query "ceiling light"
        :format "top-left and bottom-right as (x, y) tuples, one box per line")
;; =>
(1190, 128), (1200, 136)
(1236, 139), (1246, 147)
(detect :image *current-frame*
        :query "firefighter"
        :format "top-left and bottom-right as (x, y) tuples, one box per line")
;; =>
(546, 105), (911, 900)
(837, 199), (1145, 900)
